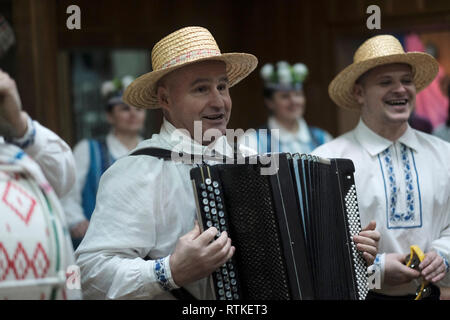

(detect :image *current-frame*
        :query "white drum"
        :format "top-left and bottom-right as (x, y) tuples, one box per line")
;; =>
(0, 164), (69, 299)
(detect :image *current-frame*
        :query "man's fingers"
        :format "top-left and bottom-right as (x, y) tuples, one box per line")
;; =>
(362, 220), (376, 231)
(424, 264), (445, 282)
(184, 221), (202, 240)
(358, 230), (380, 242)
(353, 234), (378, 247)
(363, 252), (375, 265)
(356, 243), (377, 257)
(196, 226), (218, 245)
(431, 272), (446, 283)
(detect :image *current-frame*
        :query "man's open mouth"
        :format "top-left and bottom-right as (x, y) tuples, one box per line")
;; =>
(384, 99), (408, 106)
(203, 114), (225, 120)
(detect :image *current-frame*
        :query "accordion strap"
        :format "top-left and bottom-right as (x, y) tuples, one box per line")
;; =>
(129, 147), (173, 160)
(129, 147), (244, 162)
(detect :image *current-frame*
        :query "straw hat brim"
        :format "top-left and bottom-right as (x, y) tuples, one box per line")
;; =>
(328, 52), (439, 111)
(123, 53), (258, 109)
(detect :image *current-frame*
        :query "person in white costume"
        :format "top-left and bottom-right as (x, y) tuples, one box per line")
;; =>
(313, 35), (450, 300)
(0, 69), (80, 299)
(61, 77), (146, 249)
(75, 27), (380, 300)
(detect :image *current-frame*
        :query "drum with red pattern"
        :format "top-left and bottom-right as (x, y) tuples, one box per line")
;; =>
(0, 165), (68, 299)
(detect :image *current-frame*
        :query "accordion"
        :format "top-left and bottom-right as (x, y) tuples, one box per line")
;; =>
(190, 153), (369, 300)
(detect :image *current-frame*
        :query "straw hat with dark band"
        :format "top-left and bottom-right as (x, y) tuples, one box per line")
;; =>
(123, 26), (258, 109)
(328, 35), (439, 111)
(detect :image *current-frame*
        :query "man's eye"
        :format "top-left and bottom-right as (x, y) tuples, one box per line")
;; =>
(402, 79), (413, 85)
(218, 84), (227, 91)
(195, 86), (208, 93)
(379, 81), (391, 86)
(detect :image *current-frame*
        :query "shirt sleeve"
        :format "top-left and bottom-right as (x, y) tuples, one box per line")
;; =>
(60, 140), (90, 228)
(431, 193), (450, 287)
(75, 155), (178, 299)
(10, 116), (76, 197)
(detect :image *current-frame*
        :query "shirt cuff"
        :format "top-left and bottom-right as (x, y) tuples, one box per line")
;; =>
(367, 253), (385, 289)
(436, 250), (450, 274)
(8, 115), (36, 149)
(154, 255), (179, 291)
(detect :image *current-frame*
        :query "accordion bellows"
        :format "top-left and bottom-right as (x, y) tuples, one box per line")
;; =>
(190, 153), (369, 300)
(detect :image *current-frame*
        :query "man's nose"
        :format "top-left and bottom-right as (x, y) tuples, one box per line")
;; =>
(209, 88), (225, 108)
(392, 81), (408, 94)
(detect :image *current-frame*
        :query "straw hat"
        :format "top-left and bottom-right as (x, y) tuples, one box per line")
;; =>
(123, 26), (258, 109)
(328, 35), (438, 111)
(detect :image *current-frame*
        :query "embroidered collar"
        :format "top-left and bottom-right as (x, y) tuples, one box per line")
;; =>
(354, 119), (421, 156)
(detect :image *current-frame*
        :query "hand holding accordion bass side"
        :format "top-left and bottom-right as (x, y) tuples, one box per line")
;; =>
(169, 221), (235, 287)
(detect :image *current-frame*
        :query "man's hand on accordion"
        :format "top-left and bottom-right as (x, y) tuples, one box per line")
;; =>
(169, 221), (235, 287)
(353, 220), (380, 265)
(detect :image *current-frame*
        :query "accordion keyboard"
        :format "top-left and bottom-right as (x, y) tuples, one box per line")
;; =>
(344, 183), (370, 300)
(192, 168), (242, 300)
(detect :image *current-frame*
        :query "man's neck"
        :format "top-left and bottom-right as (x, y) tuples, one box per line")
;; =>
(361, 117), (408, 142)
(113, 130), (140, 150)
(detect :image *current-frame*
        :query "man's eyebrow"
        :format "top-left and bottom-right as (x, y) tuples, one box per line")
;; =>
(189, 76), (229, 87)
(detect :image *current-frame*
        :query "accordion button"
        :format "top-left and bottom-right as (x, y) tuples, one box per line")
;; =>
(226, 291), (232, 298)
(202, 198), (209, 205)
(205, 178), (212, 185)
(204, 206), (210, 213)
(213, 181), (219, 188)
(209, 193), (215, 199)
(200, 183), (206, 190)
(227, 263), (234, 270)
(210, 201), (216, 207)
(214, 188), (220, 195)
(207, 186), (213, 192)
(216, 197), (222, 203)
(218, 211), (225, 217)
(231, 279), (237, 285)
(229, 271), (235, 278)
(201, 191), (208, 197)
(218, 289), (225, 296)
(222, 269), (228, 275)
(221, 226), (227, 232)
(220, 218), (226, 225)
(206, 221), (213, 227)
(232, 286), (238, 292)
(233, 294), (239, 299)
(217, 281), (223, 288)
(217, 203), (223, 209)
(225, 283), (231, 290)
(211, 208), (217, 215)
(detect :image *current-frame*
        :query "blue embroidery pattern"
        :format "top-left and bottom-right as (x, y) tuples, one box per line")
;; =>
(379, 144), (422, 228)
(381, 148), (400, 222)
(400, 144), (415, 222)
(154, 258), (172, 291)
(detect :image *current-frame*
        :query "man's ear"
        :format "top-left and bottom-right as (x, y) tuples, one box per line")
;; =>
(352, 83), (365, 105)
(157, 85), (170, 110)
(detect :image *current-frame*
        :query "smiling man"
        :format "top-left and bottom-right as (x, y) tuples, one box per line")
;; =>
(313, 35), (450, 300)
(74, 26), (258, 299)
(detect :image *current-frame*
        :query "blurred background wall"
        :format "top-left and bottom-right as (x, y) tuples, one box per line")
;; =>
(0, 0), (449, 146)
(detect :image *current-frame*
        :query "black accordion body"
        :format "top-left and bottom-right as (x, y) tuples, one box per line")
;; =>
(190, 153), (369, 300)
